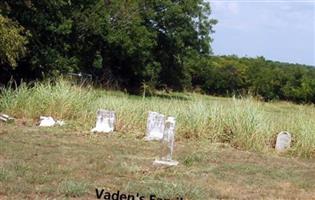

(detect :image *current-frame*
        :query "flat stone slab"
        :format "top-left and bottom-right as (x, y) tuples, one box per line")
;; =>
(153, 159), (178, 166)
(38, 116), (64, 127)
(39, 116), (56, 127)
(0, 114), (14, 123)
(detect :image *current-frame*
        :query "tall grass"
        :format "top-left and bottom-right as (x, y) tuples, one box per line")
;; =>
(0, 80), (314, 158)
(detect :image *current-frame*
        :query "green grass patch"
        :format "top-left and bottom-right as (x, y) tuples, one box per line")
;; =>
(58, 180), (89, 197)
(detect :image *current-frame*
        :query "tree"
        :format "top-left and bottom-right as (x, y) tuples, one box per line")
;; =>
(0, 14), (28, 68)
(1, 0), (218, 93)
(141, 0), (217, 90)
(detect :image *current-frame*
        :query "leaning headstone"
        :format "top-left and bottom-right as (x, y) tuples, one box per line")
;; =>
(91, 109), (116, 133)
(153, 116), (178, 166)
(275, 131), (292, 152)
(144, 111), (165, 141)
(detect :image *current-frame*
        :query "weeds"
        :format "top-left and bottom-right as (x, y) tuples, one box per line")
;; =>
(58, 180), (89, 197)
(0, 80), (314, 158)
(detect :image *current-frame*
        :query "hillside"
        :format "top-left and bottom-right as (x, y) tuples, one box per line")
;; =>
(1, 80), (314, 158)
(1, 80), (315, 199)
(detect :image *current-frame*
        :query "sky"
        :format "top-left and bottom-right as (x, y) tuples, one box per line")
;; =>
(208, 0), (315, 66)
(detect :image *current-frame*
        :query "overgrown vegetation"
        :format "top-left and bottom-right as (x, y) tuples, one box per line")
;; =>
(1, 1), (314, 198)
(193, 56), (315, 103)
(1, 80), (314, 158)
(0, 14), (28, 67)
(1, 1), (314, 103)
(0, 0), (216, 92)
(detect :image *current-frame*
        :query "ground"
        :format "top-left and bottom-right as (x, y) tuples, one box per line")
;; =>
(0, 123), (315, 200)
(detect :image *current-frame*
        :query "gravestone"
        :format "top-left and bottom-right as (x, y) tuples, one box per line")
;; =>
(153, 116), (178, 166)
(39, 116), (56, 127)
(144, 111), (165, 141)
(38, 116), (64, 127)
(91, 109), (116, 133)
(275, 131), (292, 152)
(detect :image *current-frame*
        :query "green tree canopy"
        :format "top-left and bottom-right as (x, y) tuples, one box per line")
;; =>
(0, 14), (28, 68)
(1, 0), (217, 92)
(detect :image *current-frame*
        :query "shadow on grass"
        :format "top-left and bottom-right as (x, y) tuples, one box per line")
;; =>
(151, 93), (191, 101)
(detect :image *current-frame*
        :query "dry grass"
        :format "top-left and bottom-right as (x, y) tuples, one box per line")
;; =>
(0, 80), (314, 158)
(0, 123), (314, 199)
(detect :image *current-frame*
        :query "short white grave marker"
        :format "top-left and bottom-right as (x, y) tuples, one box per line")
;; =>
(275, 131), (292, 152)
(38, 116), (64, 127)
(144, 111), (165, 141)
(91, 109), (116, 133)
(153, 116), (178, 166)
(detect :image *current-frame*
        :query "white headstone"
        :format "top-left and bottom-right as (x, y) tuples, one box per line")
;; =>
(153, 116), (178, 166)
(38, 116), (64, 127)
(144, 111), (165, 141)
(91, 109), (116, 133)
(275, 131), (292, 152)
(39, 116), (56, 127)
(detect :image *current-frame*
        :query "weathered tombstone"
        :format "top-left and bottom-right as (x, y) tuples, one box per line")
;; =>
(39, 116), (56, 127)
(91, 109), (116, 133)
(38, 116), (64, 127)
(275, 131), (292, 152)
(153, 116), (178, 166)
(144, 111), (165, 141)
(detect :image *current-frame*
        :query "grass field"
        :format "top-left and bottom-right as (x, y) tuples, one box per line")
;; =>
(0, 80), (314, 158)
(0, 80), (315, 199)
(0, 124), (314, 199)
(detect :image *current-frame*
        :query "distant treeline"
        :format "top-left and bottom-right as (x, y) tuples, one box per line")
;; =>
(192, 55), (315, 103)
(0, 1), (314, 103)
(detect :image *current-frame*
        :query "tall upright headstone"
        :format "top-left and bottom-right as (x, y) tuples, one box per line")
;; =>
(91, 109), (116, 133)
(153, 116), (178, 166)
(144, 111), (165, 141)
